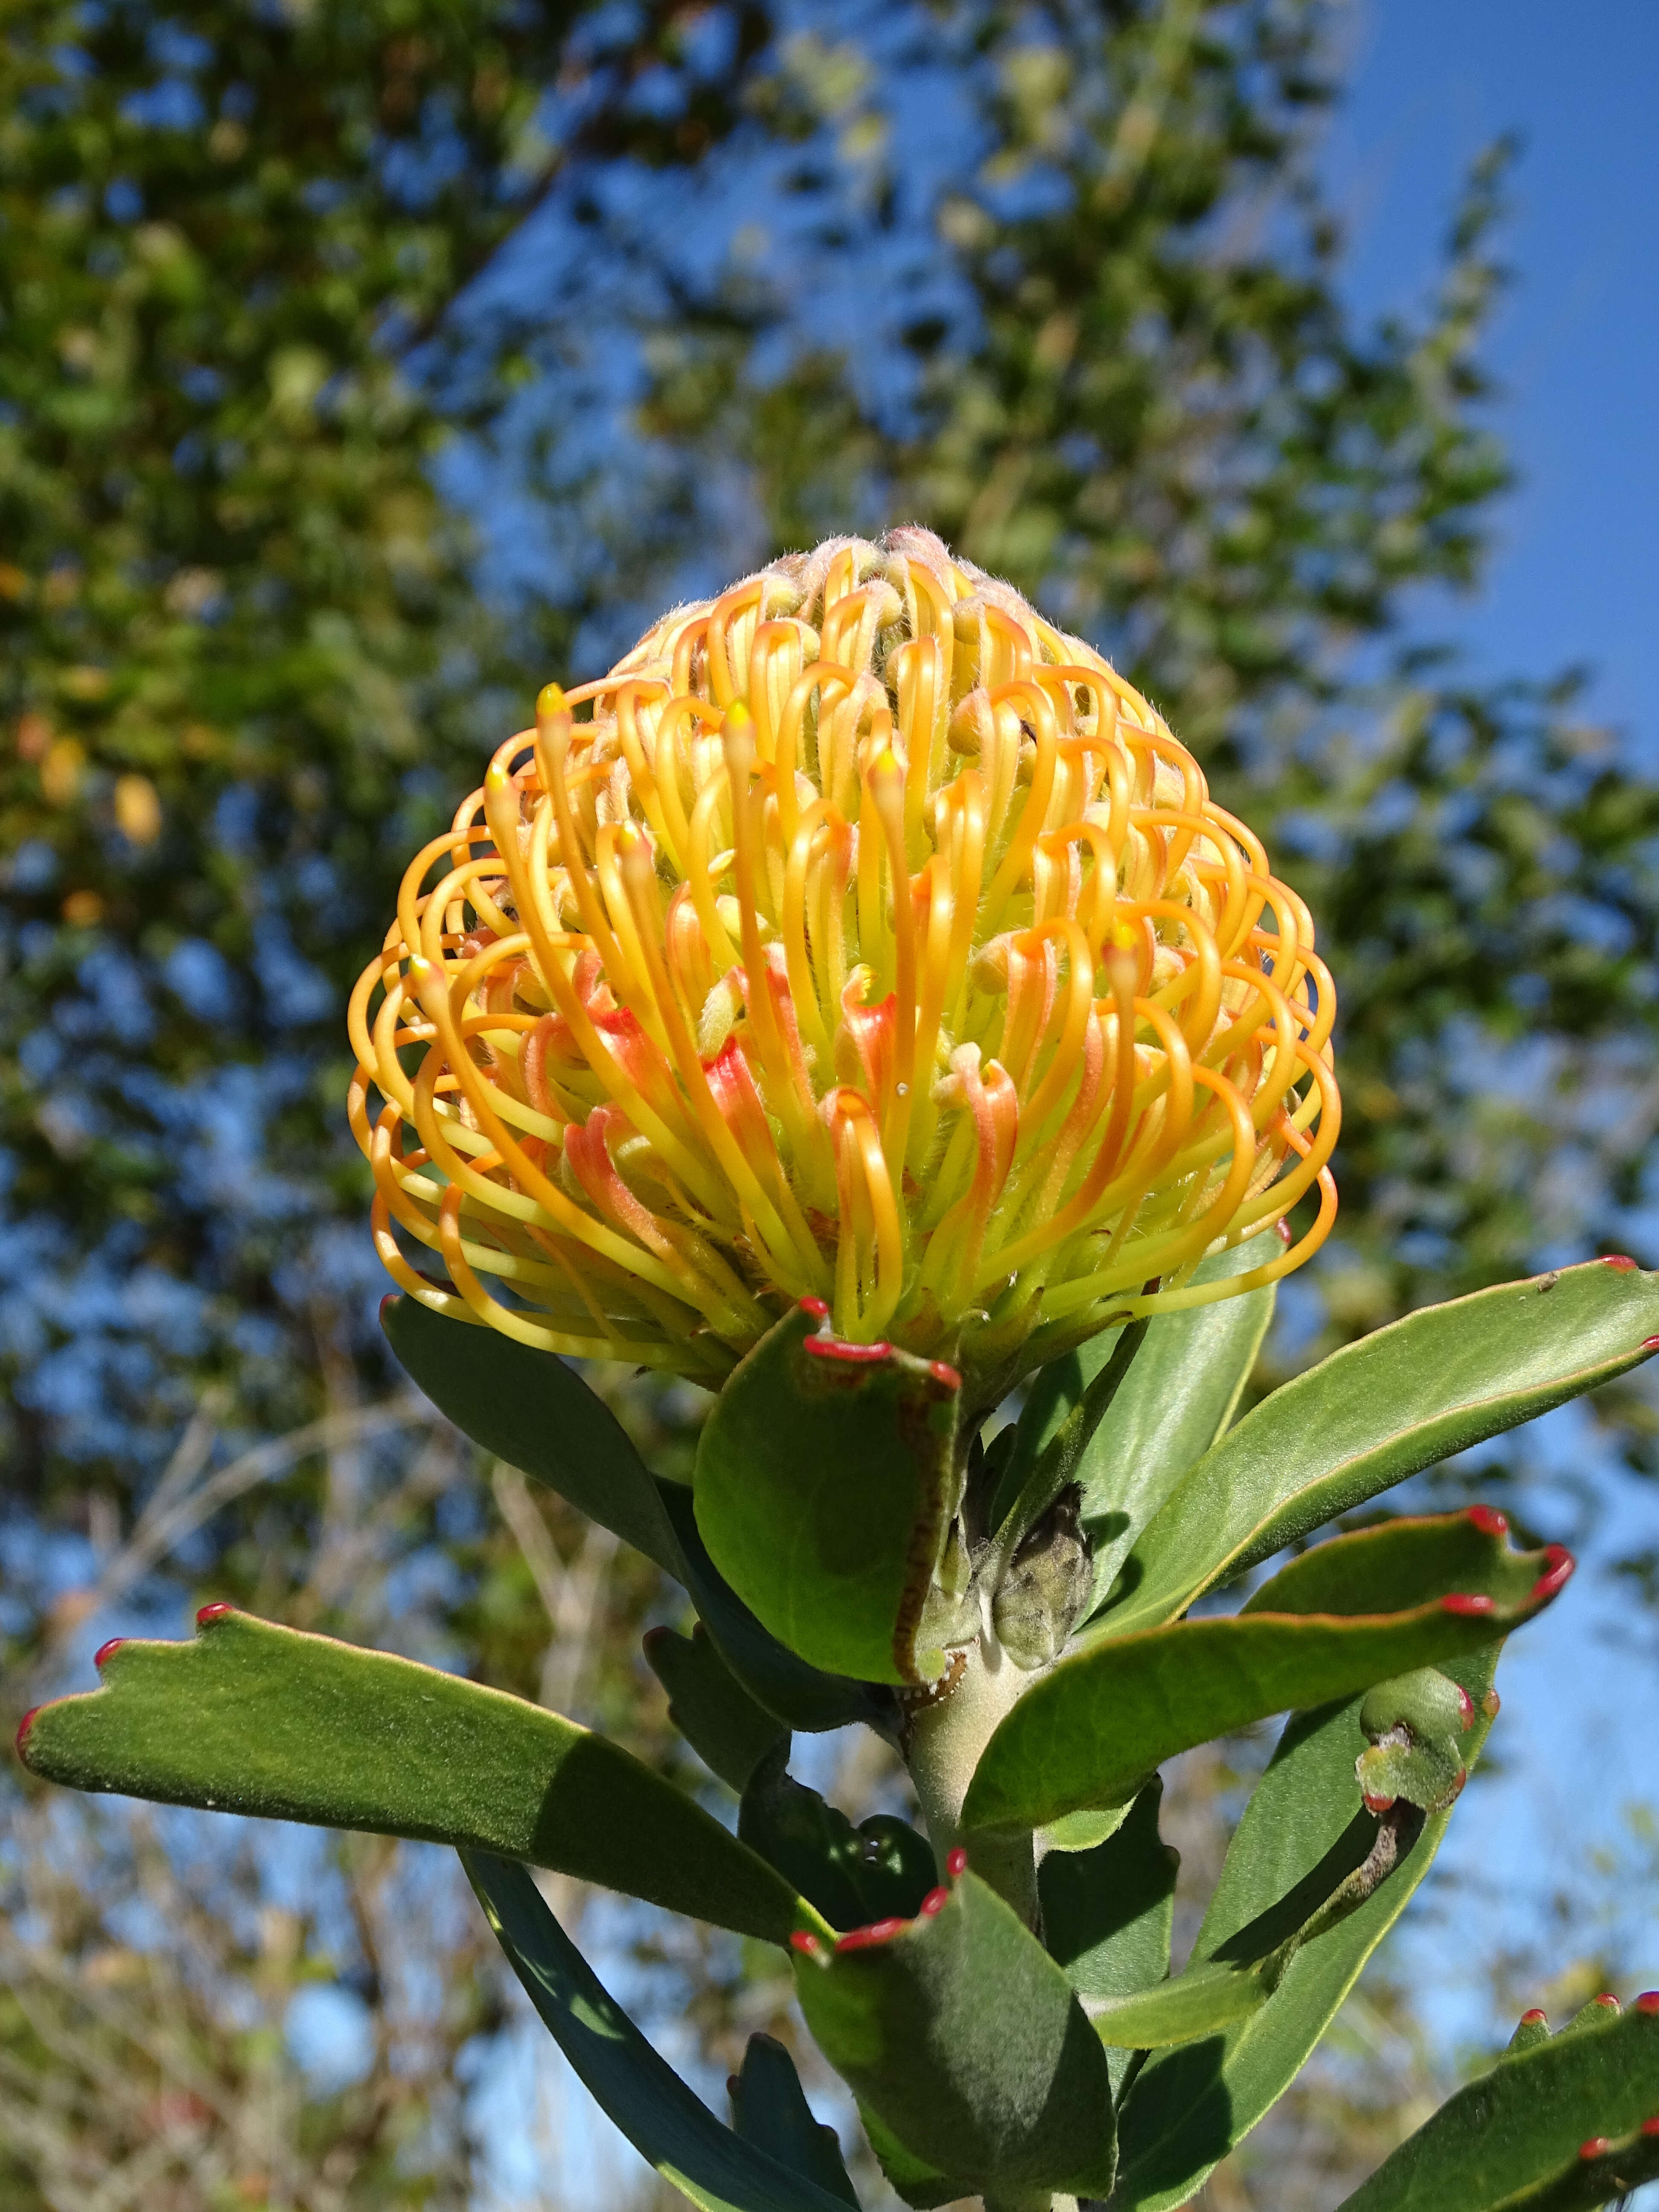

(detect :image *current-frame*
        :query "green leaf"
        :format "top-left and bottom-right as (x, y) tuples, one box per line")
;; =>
(855, 2102), (971, 2210)
(1334, 1995), (1659, 2210)
(791, 1867), (1118, 2200)
(694, 1305), (963, 1684)
(1039, 1780), (1177, 2090)
(963, 1512), (1561, 1833)
(998, 1234), (1277, 1613)
(1094, 1260), (1659, 1641)
(383, 1295), (686, 1580)
(644, 1622), (788, 1793)
(19, 1608), (825, 1948)
(1109, 1648), (1500, 2210)
(739, 1749), (937, 1931)
(658, 1485), (892, 1736)
(729, 2035), (860, 2209)
(464, 1853), (858, 2212)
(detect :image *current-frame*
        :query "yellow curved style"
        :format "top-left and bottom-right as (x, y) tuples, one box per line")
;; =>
(350, 528), (1339, 1399)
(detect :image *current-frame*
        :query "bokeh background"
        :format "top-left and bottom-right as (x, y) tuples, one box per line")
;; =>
(2, 2), (1656, 2205)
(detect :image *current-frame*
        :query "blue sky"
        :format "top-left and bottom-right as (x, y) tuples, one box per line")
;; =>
(1324, 0), (1659, 757)
(1321, 3), (1659, 2140)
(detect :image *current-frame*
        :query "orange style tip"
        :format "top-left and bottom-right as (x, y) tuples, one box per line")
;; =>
(722, 700), (754, 728)
(1468, 1504), (1508, 1537)
(946, 1847), (968, 1878)
(1519, 2008), (1548, 2025)
(536, 682), (568, 721)
(788, 1931), (821, 1956)
(1579, 2139), (1610, 2162)
(485, 760), (509, 790)
(196, 1601), (235, 1627)
(93, 1638), (124, 1669)
(1441, 1592), (1495, 1617)
(1636, 1991), (1659, 2014)
(870, 745), (903, 782)
(14, 1706), (39, 1757)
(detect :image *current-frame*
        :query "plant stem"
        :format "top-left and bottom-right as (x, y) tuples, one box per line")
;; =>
(904, 1630), (1039, 1924)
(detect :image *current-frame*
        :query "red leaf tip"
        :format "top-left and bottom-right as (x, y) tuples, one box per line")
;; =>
(1636, 1991), (1659, 2015)
(1643, 2116), (1659, 2138)
(1520, 2008), (1548, 2025)
(14, 1706), (39, 1758)
(195, 1602), (235, 1627)
(928, 1360), (963, 1390)
(946, 1847), (968, 1878)
(1483, 1688), (1502, 1720)
(1602, 1254), (1639, 1271)
(378, 1292), (399, 1324)
(93, 1638), (124, 1669)
(1579, 2139), (1611, 2162)
(1591, 1993), (1621, 2011)
(1441, 1592), (1495, 1616)
(1362, 1789), (1396, 1814)
(788, 1931), (821, 1956)
(1642, 1336), (1659, 1352)
(803, 1336), (892, 1365)
(1455, 1684), (1476, 1729)
(1531, 1545), (1575, 1601)
(835, 1918), (906, 1954)
(798, 1296), (830, 1322)
(1468, 1504), (1509, 1537)
(919, 1886), (949, 1917)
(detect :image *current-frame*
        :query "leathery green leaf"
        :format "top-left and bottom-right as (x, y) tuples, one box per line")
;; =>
(1094, 1259), (1659, 1641)
(658, 1484), (892, 1736)
(1109, 1647), (1499, 2210)
(18, 1608), (827, 1948)
(1040, 1780), (1177, 2092)
(643, 1622), (787, 1793)
(963, 1511), (1563, 1832)
(1000, 1233), (1277, 1613)
(383, 1294), (686, 1579)
(729, 2035), (859, 2209)
(790, 1866), (1117, 2200)
(694, 1303), (963, 1684)
(1335, 1995), (1659, 2210)
(465, 1854), (857, 2212)
(740, 1750), (938, 1932)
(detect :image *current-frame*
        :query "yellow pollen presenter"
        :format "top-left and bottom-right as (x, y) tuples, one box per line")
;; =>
(349, 529), (1338, 1406)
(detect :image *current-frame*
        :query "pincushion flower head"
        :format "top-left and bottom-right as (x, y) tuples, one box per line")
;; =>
(350, 529), (1338, 1409)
